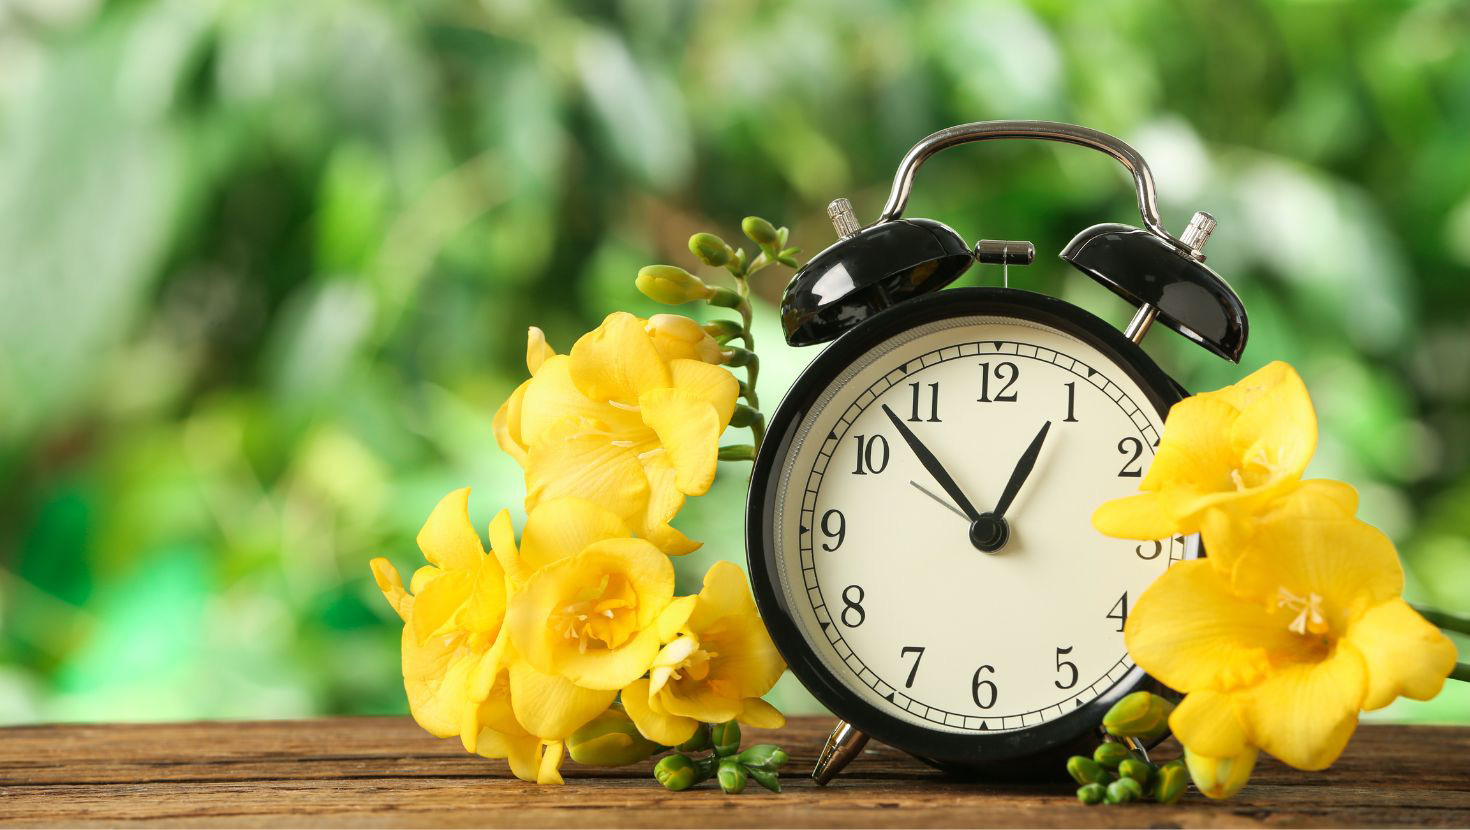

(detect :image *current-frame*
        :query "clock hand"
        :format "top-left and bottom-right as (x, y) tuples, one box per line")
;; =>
(909, 480), (969, 521)
(880, 404), (983, 521)
(991, 420), (1052, 518)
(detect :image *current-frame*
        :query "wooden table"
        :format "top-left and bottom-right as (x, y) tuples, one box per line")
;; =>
(1, 716), (1466, 827)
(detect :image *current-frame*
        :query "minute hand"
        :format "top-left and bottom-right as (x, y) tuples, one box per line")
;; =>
(992, 421), (1052, 518)
(880, 404), (983, 521)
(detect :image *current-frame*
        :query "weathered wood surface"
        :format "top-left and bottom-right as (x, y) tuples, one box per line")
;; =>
(1, 716), (1466, 827)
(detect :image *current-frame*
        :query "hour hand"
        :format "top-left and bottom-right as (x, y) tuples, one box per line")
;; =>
(880, 404), (982, 521)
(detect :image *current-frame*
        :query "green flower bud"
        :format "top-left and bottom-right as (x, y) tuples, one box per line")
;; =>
(717, 757), (747, 794)
(1103, 691), (1175, 741)
(717, 444), (755, 462)
(702, 319), (744, 343)
(710, 720), (741, 757)
(707, 286), (743, 308)
(741, 216), (779, 246)
(1118, 758), (1153, 786)
(729, 403), (760, 428)
(736, 744), (789, 770)
(655, 754), (700, 791)
(689, 232), (733, 267)
(1076, 782), (1107, 806)
(1185, 745), (1258, 800)
(1105, 777), (1143, 805)
(723, 347), (756, 368)
(748, 766), (781, 793)
(567, 708), (662, 766)
(1093, 741), (1132, 769)
(1154, 760), (1189, 805)
(637, 265), (713, 305)
(1066, 755), (1109, 786)
(676, 723), (712, 752)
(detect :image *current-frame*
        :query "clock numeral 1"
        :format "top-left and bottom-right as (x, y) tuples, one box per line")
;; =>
(1055, 646), (1079, 690)
(1107, 592), (1129, 632)
(977, 361), (1019, 403)
(1063, 381), (1079, 422)
(899, 646), (926, 689)
(907, 382), (940, 422)
(851, 434), (890, 475)
(971, 665), (998, 709)
(1135, 539), (1163, 560)
(820, 509), (846, 552)
(840, 585), (866, 628)
(1117, 436), (1144, 477)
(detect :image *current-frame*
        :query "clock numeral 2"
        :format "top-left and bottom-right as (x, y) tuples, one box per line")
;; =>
(1117, 436), (1144, 477)
(908, 382), (940, 422)
(971, 665), (998, 709)
(899, 646), (925, 689)
(820, 509), (846, 551)
(1055, 646), (1079, 690)
(851, 434), (890, 475)
(977, 361), (1019, 403)
(840, 585), (866, 627)
(1107, 592), (1129, 632)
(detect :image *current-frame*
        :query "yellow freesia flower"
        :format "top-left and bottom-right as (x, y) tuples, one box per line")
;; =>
(494, 312), (739, 555)
(645, 313), (726, 365)
(1124, 487), (1457, 789)
(621, 561), (787, 745)
(1093, 361), (1325, 546)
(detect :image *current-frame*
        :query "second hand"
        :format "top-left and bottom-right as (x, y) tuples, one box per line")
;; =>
(910, 480), (969, 521)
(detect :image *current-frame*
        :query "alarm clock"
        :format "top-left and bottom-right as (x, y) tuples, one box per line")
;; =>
(744, 121), (1248, 783)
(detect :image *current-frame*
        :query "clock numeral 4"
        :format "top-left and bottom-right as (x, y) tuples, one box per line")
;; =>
(977, 361), (1019, 403)
(1055, 646), (1079, 690)
(851, 434), (890, 475)
(820, 509), (846, 551)
(971, 665), (998, 709)
(840, 584), (866, 627)
(899, 646), (925, 689)
(907, 382), (940, 422)
(1107, 592), (1129, 632)
(1117, 436), (1144, 477)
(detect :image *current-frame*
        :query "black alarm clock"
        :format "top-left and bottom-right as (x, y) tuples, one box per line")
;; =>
(744, 121), (1248, 783)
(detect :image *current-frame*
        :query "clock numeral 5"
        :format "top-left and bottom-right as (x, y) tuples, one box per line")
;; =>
(977, 361), (1019, 403)
(907, 382), (940, 422)
(851, 434), (890, 475)
(971, 665), (998, 709)
(1107, 592), (1129, 632)
(899, 646), (925, 689)
(1054, 646), (1079, 690)
(840, 584), (866, 627)
(820, 509), (846, 551)
(1117, 437), (1144, 477)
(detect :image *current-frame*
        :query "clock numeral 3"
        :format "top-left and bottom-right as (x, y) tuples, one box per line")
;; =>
(1117, 436), (1144, 477)
(899, 646), (926, 689)
(1054, 646), (1079, 690)
(820, 509), (846, 551)
(851, 434), (890, 475)
(1107, 592), (1129, 632)
(1135, 539), (1163, 560)
(907, 382), (940, 422)
(840, 585), (866, 628)
(977, 361), (1019, 403)
(971, 665), (998, 709)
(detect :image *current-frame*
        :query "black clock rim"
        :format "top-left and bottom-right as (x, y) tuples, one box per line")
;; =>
(745, 286), (1195, 767)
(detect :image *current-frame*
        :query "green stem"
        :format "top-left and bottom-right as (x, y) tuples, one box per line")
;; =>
(731, 270), (762, 452)
(1412, 605), (1470, 637)
(1452, 663), (1470, 684)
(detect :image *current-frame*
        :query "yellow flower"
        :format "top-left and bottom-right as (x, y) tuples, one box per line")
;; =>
(1125, 487), (1457, 787)
(494, 312), (739, 555)
(644, 314), (726, 365)
(370, 488), (508, 741)
(621, 561), (787, 745)
(1093, 361), (1325, 545)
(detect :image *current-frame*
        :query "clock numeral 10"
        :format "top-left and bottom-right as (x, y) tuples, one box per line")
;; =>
(907, 382), (940, 422)
(977, 361), (1019, 403)
(971, 665), (998, 709)
(899, 646), (925, 688)
(1107, 592), (1129, 632)
(840, 585), (866, 627)
(1055, 646), (1078, 690)
(1117, 436), (1144, 477)
(851, 434), (890, 475)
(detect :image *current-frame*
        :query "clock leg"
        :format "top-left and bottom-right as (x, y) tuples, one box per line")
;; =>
(812, 720), (870, 786)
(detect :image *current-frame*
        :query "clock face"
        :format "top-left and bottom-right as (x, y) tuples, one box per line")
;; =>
(760, 298), (1190, 750)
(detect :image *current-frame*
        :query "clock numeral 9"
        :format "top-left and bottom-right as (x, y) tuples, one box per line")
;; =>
(907, 382), (940, 422)
(840, 585), (866, 628)
(899, 646), (925, 689)
(977, 361), (1019, 403)
(851, 434), (890, 475)
(1117, 436), (1144, 477)
(1135, 539), (1162, 560)
(820, 509), (846, 551)
(1107, 592), (1129, 632)
(1054, 646), (1078, 690)
(971, 665), (998, 709)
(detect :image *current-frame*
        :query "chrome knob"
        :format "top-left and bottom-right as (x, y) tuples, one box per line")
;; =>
(1179, 210), (1217, 256)
(828, 198), (862, 239)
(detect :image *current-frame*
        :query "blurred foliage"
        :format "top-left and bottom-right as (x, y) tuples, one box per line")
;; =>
(0, 0), (1467, 724)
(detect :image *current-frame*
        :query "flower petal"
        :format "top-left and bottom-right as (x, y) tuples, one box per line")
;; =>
(518, 356), (645, 445)
(520, 497), (631, 571)
(639, 388), (721, 496)
(537, 740), (566, 785)
(1091, 493), (1180, 540)
(1233, 644), (1366, 770)
(656, 595), (697, 642)
(488, 509), (527, 585)
(1226, 361), (1317, 482)
(400, 628), (478, 738)
(638, 450), (700, 554)
(526, 326), (556, 375)
(370, 558), (409, 621)
(493, 380), (530, 465)
(621, 677), (699, 746)
(1185, 745), (1258, 800)
(1344, 599), (1458, 711)
(508, 660), (616, 739)
(738, 697), (786, 729)
(525, 416), (650, 527)
(410, 569), (474, 645)
(1169, 689), (1249, 758)
(658, 682), (745, 723)
(1140, 395), (1240, 495)
(670, 359), (738, 426)
(693, 563), (787, 698)
(569, 312), (672, 406)
(416, 488), (486, 571)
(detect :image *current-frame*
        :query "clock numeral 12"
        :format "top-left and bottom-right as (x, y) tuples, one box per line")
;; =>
(907, 382), (940, 422)
(977, 361), (1019, 403)
(971, 665), (998, 709)
(899, 646), (925, 689)
(851, 434), (890, 475)
(1055, 646), (1078, 690)
(1107, 592), (1129, 632)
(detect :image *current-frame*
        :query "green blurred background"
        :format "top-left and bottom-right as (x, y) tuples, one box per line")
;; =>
(1, 0), (1467, 726)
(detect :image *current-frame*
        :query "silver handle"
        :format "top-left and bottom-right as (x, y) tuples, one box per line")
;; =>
(877, 120), (1187, 251)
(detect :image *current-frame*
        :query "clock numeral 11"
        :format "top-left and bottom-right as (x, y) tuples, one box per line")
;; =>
(907, 382), (940, 422)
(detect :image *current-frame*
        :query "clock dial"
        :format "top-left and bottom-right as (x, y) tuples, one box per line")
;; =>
(771, 314), (1184, 735)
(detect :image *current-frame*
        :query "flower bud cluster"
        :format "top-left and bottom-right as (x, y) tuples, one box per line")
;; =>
(653, 719), (790, 795)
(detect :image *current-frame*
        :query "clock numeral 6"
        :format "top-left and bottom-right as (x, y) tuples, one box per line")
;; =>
(1117, 436), (1144, 477)
(977, 361), (1019, 403)
(971, 665), (998, 709)
(820, 509), (846, 551)
(1107, 592), (1129, 632)
(899, 646), (926, 689)
(851, 434), (890, 475)
(840, 584), (866, 627)
(1055, 646), (1079, 690)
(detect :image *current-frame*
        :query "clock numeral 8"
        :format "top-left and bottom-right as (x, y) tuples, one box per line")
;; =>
(840, 584), (866, 627)
(851, 434), (890, 475)
(977, 361), (1019, 403)
(971, 665), (998, 709)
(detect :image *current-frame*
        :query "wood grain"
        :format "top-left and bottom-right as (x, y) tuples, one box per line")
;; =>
(1, 717), (1466, 827)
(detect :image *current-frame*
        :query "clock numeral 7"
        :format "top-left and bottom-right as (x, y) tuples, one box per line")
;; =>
(977, 361), (1019, 403)
(899, 646), (926, 689)
(851, 434), (890, 475)
(1054, 646), (1078, 690)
